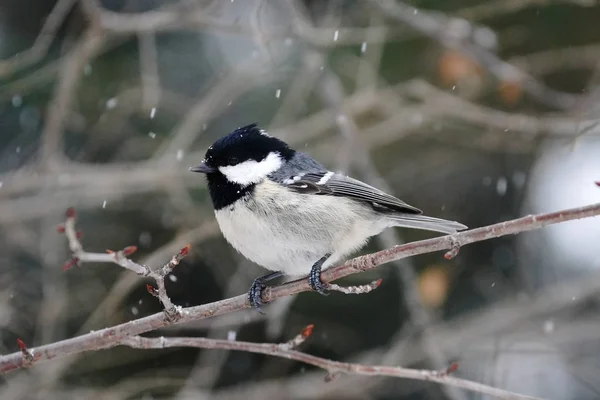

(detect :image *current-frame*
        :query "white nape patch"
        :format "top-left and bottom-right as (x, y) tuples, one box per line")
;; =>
(219, 152), (283, 186)
(259, 129), (271, 137)
(317, 171), (334, 185)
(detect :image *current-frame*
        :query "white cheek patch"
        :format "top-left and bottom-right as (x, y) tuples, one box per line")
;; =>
(219, 152), (283, 186)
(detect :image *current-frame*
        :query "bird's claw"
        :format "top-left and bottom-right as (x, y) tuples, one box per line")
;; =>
(248, 278), (267, 314)
(309, 264), (329, 296)
(247, 271), (283, 314)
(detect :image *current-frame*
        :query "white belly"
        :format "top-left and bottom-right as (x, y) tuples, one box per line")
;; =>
(214, 180), (386, 276)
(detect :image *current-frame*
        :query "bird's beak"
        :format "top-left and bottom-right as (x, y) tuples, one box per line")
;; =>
(189, 162), (216, 174)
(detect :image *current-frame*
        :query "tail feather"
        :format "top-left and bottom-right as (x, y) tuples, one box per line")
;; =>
(387, 214), (467, 234)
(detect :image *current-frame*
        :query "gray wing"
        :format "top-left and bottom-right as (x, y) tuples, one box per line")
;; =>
(269, 151), (420, 214)
(270, 153), (467, 234)
(280, 170), (422, 215)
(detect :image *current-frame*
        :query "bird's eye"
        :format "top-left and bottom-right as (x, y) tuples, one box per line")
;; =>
(228, 156), (239, 165)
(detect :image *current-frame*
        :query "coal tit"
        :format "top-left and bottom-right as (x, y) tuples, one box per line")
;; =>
(190, 123), (467, 311)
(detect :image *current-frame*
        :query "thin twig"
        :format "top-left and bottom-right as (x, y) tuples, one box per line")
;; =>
(0, 202), (598, 374)
(119, 326), (541, 400)
(58, 208), (190, 321)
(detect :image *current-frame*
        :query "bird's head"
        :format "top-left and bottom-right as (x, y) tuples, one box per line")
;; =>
(190, 123), (295, 186)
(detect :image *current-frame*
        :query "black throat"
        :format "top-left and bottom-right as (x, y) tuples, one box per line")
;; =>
(206, 172), (254, 210)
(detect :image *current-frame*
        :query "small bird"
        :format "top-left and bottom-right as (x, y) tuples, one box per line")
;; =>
(190, 123), (467, 311)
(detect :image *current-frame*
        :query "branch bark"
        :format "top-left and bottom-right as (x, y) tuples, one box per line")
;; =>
(120, 327), (542, 400)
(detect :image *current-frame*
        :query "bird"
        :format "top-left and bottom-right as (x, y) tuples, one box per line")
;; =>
(190, 123), (467, 312)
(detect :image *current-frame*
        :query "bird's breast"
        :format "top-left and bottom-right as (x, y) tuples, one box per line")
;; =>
(214, 180), (384, 275)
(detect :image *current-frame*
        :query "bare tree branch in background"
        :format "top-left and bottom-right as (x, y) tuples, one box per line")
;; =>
(0, 0), (77, 77)
(39, 28), (105, 169)
(372, 0), (581, 110)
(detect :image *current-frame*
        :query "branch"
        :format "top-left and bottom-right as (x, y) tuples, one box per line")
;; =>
(458, 0), (594, 21)
(119, 326), (541, 400)
(78, 0), (395, 47)
(400, 79), (600, 138)
(0, 202), (599, 374)
(39, 28), (105, 169)
(372, 0), (582, 110)
(0, 0), (76, 77)
(58, 208), (190, 321)
(121, 324), (315, 355)
(79, 0), (273, 36)
(138, 32), (161, 111)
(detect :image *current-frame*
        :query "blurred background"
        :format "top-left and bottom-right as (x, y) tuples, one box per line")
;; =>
(1, 0), (600, 399)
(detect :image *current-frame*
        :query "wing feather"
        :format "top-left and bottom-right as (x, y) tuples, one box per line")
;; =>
(283, 171), (422, 214)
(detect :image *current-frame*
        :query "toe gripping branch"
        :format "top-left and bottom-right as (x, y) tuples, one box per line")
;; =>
(248, 271), (283, 313)
(308, 253), (331, 296)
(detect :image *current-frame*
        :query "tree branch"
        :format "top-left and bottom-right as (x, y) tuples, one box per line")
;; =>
(0, 202), (598, 376)
(39, 28), (105, 169)
(58, 208), (190, 320)
(372, 0), (582, 110)
(119, 326), (542, 400)
(0, 0), (76, 77)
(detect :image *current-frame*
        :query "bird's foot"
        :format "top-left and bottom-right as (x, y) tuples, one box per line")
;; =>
(247, 271), (283, 314)
(308, 253), (331, 296)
